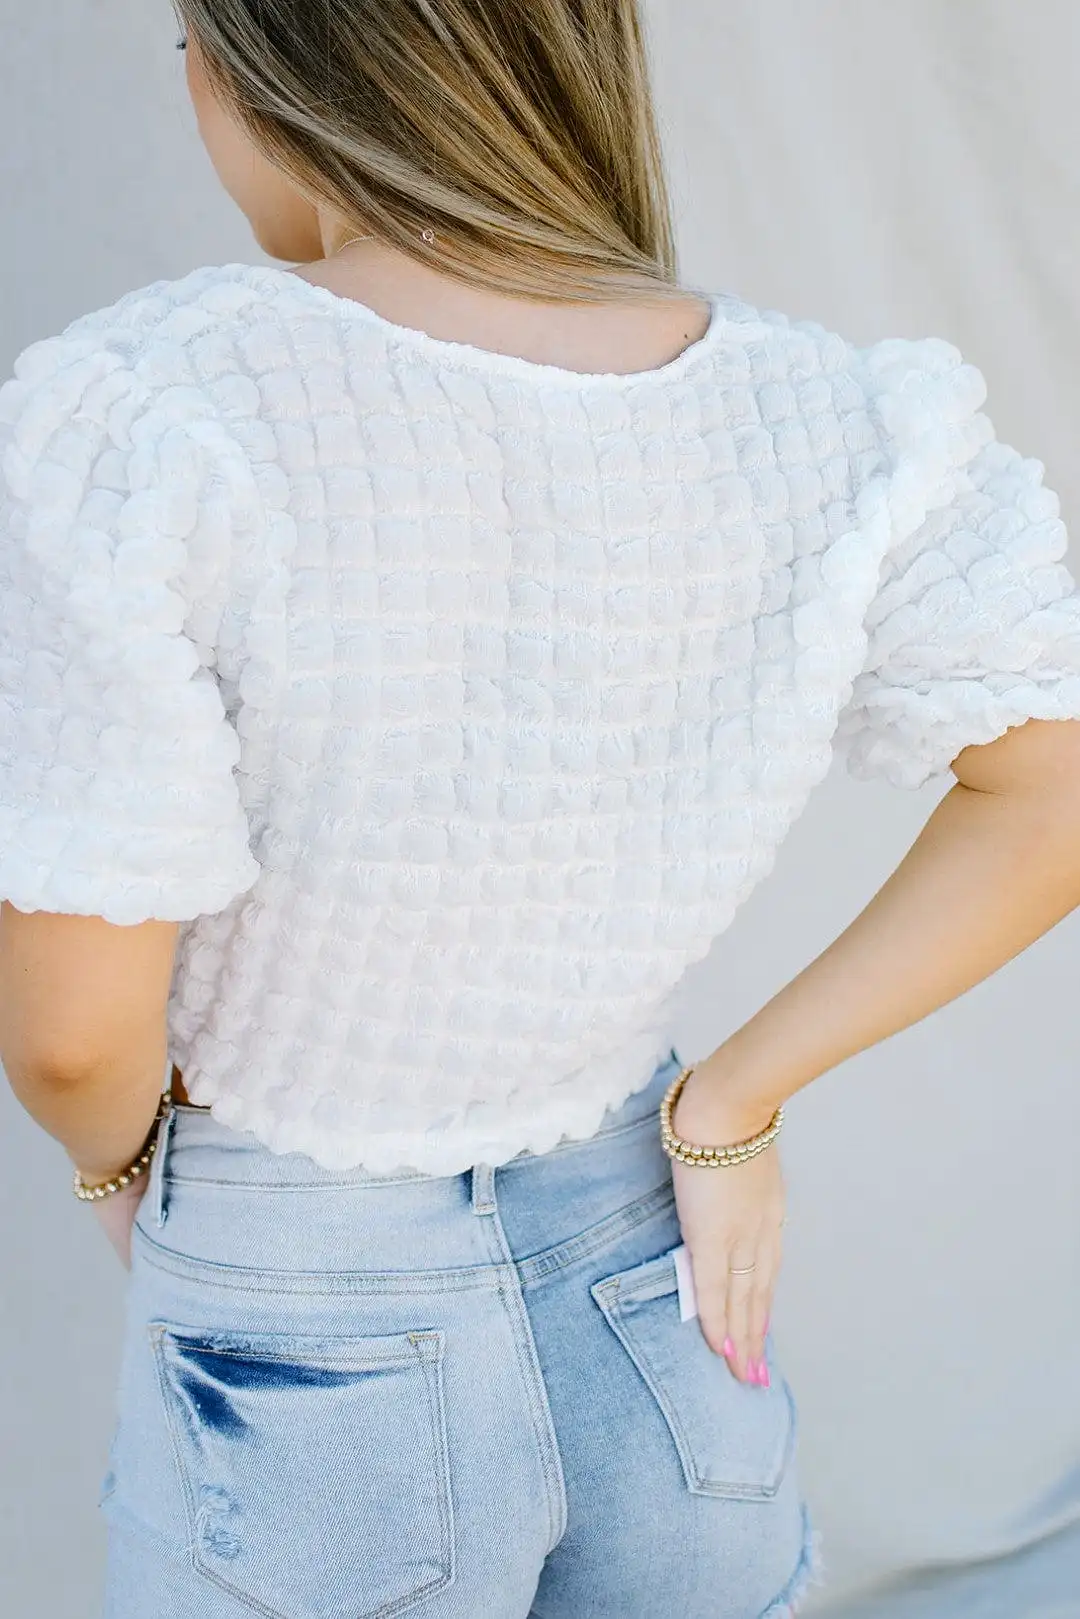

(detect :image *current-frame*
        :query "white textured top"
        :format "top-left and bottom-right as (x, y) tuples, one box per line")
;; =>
(4, 263), (1080, 1174)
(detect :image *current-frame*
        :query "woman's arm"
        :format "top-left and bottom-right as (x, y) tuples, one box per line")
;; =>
(682, 715), (1080, 1132)
(0, 906), (179, 1182)
(673, 715), (1080, 1383)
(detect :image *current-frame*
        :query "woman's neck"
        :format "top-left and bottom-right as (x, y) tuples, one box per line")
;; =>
(290, 237), (712, 377)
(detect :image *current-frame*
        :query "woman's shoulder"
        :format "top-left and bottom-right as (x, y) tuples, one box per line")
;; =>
(0, 265), (292, 526)
(712, 288), (979, 405)
(725, 299), (994, 509)
(0, 266), (290, 487)
(6, 263), (272, 381)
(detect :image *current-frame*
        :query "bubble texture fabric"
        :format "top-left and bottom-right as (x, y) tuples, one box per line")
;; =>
(3, 263), (1080, 1174)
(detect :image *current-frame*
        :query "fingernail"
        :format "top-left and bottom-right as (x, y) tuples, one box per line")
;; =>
(723, 1337), (736, 1359)
(759, 1364), (771, 1389)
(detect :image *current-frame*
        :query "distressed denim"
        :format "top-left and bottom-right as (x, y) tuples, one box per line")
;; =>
(99, 1048), (818, 1618)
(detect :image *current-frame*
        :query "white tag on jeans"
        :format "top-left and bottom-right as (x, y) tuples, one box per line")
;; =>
(672, 1243), (698, 1321)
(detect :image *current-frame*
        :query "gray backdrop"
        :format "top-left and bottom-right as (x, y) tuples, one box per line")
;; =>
(3, 3), (1080, 1614)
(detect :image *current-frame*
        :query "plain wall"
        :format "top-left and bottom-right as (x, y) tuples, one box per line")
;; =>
(3, 4), (1080, 1614)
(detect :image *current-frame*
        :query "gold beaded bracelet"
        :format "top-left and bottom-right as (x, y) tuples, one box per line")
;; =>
(660, 1065), (784, 1167)
(72, 1089), (173, 1203)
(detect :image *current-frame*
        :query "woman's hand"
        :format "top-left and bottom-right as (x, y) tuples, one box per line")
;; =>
(86, 1177), (149, 1270)
(670, 1071), (786, 1387)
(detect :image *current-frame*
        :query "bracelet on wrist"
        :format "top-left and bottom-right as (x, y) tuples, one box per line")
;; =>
(659, 1065), (784, 1167)
(72, 1090), (173, 1203)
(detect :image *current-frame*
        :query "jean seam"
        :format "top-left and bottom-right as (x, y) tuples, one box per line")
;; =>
(494, 1275), (569, 1556)
(423, 1347), (457, 1601)
(515, 1181), (677, 1292)
(450, 1192), (565, 1552)
(131, 1222), (513, 1295)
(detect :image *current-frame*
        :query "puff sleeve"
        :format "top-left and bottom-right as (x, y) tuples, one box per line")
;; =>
(0, 334), (262, 924)
(832, 336), (1080, 789)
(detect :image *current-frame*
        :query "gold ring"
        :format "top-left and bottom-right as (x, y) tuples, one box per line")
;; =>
(728, 1263), (757, 1275)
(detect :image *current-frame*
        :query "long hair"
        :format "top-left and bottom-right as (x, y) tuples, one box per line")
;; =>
(175, 0), (690, 304)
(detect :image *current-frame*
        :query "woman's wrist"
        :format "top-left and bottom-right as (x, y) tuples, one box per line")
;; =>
(672, 1048), (785, 1145)
(71, 1130), (155, 1187)
(70, 1088), (171, 1194)
(72, 1149), (145, 1186)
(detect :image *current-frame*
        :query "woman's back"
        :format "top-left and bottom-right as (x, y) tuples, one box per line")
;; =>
(6, 257), (1074, 1174)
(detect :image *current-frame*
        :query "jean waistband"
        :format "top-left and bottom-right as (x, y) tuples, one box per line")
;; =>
(150, 1046), (684, 1199)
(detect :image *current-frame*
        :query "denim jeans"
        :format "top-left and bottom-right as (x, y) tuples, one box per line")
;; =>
(99, 1048), (817, 1618)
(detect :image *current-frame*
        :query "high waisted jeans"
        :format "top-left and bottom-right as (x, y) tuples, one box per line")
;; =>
(99, 1048), (817, 1618)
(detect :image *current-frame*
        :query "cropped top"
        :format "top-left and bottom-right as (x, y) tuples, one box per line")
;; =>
(3, 262), (1080, 1174)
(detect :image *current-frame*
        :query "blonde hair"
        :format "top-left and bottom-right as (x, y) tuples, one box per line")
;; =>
(176, 0), (692, 305)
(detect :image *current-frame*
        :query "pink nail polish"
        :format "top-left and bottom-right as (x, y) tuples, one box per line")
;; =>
(759, 1364), (771, 1389)
(723, 1336), (736, 1359)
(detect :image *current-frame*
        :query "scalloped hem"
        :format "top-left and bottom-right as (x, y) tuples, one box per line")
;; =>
(179, 1033), (679, 1176)
(761, 1509), (824, 1617)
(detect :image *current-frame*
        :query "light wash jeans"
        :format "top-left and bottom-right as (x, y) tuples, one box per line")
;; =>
(99, 1048), (817, 1618)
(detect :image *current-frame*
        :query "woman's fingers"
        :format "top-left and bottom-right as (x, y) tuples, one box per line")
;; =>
(693, 1247), (733, 1360)
(748, 1230), (780, 1372)
(692, 1237), (778, 1386)
(747, 1262), (777, 1384)
(89, 1177), (147, 1269)
(724, 1259), (759, 1382)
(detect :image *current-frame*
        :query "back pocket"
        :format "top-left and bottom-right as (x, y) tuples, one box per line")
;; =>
(590, 1245), (796, 1500)
(150, 1320), (454, 1619)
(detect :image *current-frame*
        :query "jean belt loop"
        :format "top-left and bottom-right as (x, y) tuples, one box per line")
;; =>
(470, 1161), (497, 1216)
(151, 1050), (177, 1229)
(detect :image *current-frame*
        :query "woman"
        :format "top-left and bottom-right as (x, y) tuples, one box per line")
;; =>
(3, 3), (1080, 1615)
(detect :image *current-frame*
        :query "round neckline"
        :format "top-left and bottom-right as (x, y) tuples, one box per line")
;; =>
(230, 262), (729, 388)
